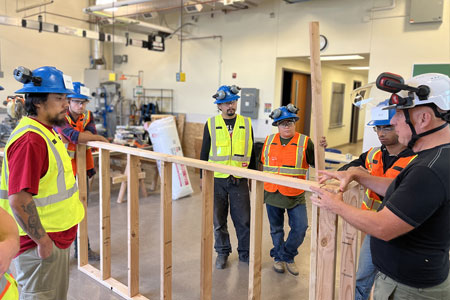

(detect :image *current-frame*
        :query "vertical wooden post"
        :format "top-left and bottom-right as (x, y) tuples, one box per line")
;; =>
(76, 144), (88, 267)
(127, 154), (140, 297)
(161, 161), (173, 300)
(309, 21), (338, 300)
(200, 170), (214, 300)
(248, 180), (264, 300)
(339, 185), (360, 300)
(99, 149), (111, 280)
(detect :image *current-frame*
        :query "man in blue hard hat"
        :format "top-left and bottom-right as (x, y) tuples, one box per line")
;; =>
(261, 104), (327, 276)
(54, 81), (108, 262)
(337, 100), (416, 300)
(200, 85), (256, 269)
(0, 66), (85, 299)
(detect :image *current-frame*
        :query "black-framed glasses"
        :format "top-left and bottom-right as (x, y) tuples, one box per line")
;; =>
(372, 126), (394, 133)
(278, 120), (295, 128)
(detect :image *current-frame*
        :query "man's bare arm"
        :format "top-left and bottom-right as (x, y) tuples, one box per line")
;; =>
(9, 191), (53, 258)
(77, 131), (109, 143)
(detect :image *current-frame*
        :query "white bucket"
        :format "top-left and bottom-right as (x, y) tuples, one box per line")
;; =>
(147, 117), (193, 200)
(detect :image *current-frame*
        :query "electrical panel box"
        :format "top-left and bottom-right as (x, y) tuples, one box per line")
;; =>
(410, 0), (443, 24)
(240, 88), (259, 119)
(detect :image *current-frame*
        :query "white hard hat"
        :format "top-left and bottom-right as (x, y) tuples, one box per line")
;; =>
(384, 73), (450, 111)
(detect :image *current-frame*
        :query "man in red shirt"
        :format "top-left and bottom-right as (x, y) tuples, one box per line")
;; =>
(0, 66), (84, 299)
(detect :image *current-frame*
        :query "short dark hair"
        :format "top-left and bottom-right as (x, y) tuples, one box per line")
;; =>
(24, 93), (49, 116)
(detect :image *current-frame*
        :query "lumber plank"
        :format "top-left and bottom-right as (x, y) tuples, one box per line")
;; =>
(248, 180), (264, 300)
(339, 184), (360, 300)
(200, 170), (214, 300)
(127, 154), (140, 297)
(161, 161), (173, 300)
(76, 144), (89, 267)
(99, 149), (111, 280)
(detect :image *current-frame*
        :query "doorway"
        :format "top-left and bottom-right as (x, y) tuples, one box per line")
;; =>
(349, 80), (362, 143)
(281, 70), (311, 135)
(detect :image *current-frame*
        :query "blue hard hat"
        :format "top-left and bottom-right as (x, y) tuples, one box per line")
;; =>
(15, 66), (74, 94)
(270, 104), (299, 126)
(67, 82), (90, 100)
(213, 85), (240, 104)
(367, 100), (395, 126)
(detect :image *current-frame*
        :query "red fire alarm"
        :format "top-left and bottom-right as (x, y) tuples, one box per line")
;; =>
(232, 72), (237, 79)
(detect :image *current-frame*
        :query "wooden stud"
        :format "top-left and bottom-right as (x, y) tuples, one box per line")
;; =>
(339, 184), (360, 300)
(112, 172), (146, 184)
(248, 180), (264, 300)
(200, 170), (214, 300)
(127, 154), (140, 297)
(76, 144), (88, 267)
(309, 21), (338, 300)
(100, 149), (111, 280)
(117, 162), (129, 203)
(161, 161), (173, 300)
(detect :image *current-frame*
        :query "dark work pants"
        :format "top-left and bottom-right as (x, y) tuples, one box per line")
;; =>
(213, 177), (250, 259)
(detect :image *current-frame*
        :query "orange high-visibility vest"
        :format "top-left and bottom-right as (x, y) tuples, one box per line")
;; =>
(362, 147), (417, 211)
(262, 132), (309, 196)
(65, 111), (95, 176)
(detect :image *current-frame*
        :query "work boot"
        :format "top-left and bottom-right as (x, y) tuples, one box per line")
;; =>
(273, 261), (285, 273)
(215, 255), (228, 269)
(88, 249), (101, 261)
(239, 253), (249, 264)
(286, 262), (299, 276)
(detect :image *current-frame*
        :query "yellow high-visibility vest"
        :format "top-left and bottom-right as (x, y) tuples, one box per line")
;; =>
(207, 114), (253, 178)
(0, 117), (84, 236)
(0, 273), (19, 300)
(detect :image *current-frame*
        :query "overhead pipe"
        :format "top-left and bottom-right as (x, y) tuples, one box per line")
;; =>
(16, 0), (54, 13)
(83, 0), (153, 13)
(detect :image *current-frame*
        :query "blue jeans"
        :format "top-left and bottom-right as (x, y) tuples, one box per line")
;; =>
(213, 177), (250, 260)
(266, 203), (308, 263)
(355, 235), (377, 300)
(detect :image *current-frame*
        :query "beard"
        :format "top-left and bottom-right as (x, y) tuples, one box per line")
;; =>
(226, 109), (235, 116)
(48, 112), (67, 126)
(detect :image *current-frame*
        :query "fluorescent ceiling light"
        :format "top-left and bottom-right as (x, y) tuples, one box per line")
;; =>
(320, 55), (365, 61)
(348, 66), (370, 70)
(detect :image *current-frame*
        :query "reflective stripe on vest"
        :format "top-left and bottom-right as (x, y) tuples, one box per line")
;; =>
(0, 124), (77, 206)
(362, 147), (417, 211)
(207, 115), (253, 178)
(0, 273), (19, 300)
(262, 133), (309, 196)
(0, 117), (84, 235)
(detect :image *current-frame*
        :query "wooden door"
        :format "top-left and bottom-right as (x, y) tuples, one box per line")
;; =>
(290, 73), (308, 133)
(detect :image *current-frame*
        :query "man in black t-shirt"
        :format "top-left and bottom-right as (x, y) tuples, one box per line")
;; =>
(310, 73), (450, 300)
(200, 85), (256, 269)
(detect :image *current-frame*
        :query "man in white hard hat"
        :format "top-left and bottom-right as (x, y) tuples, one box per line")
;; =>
(311, 72), (450, 300)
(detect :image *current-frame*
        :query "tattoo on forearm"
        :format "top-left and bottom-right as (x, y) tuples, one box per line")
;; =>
(13, 200), (46, 240)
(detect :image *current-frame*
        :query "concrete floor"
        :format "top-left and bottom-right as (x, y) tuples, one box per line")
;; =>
(66, 141), (364, 300)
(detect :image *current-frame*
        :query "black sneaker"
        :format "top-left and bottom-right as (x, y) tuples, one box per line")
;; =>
(215, 255), (228, 269)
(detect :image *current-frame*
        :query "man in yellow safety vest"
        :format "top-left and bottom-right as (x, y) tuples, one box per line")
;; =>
(0, 66), (84, 299)
(200, 85), (256, 269)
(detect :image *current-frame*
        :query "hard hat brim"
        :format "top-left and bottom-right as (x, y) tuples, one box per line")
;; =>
(15, 86), (74, 94)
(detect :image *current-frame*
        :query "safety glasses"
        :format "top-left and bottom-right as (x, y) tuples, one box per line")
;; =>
(373, 126), (394, 133)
